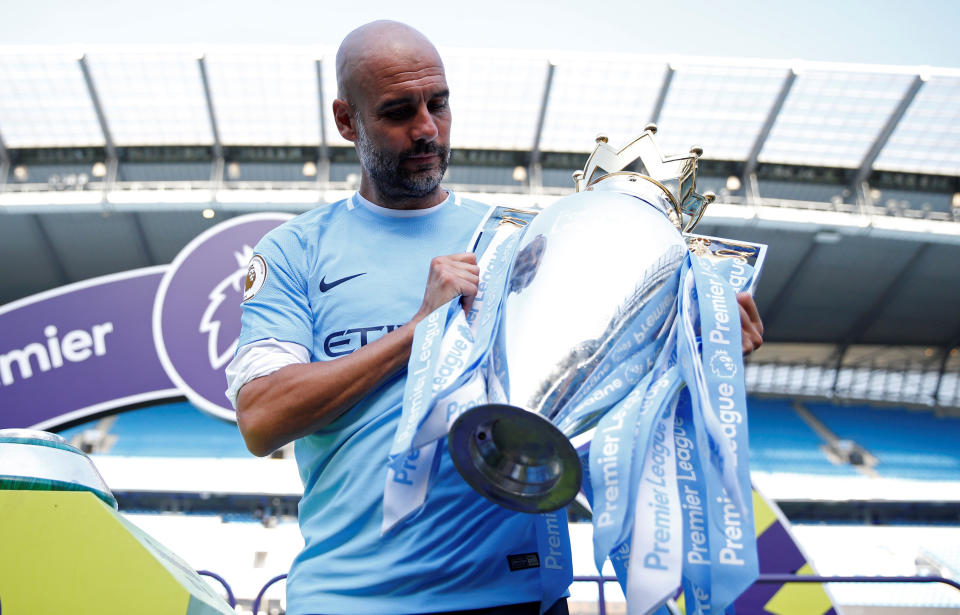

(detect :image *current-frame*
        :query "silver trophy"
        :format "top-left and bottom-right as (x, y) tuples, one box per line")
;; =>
(448, 125), (720, 513)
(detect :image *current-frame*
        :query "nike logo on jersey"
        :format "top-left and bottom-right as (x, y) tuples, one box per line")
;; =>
(319, 272), (366, 293)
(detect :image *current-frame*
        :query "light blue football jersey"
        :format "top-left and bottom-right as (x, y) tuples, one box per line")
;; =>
(238, 192), (570, 614)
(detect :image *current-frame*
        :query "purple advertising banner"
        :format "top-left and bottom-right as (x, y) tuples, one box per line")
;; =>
(0, 268), (176, 429)
(0, 213), (292, 430)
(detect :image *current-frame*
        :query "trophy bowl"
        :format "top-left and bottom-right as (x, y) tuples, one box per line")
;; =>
(449, 170), (696, 513)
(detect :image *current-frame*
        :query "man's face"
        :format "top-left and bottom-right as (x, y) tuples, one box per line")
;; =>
(350, 54), (452, 201)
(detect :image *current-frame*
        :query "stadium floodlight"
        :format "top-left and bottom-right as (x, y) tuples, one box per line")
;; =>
(953, 193), (960, 209)
(512, 166), (527, 182)
(226, 162), (241, 180)
(302, 161), (317, 177)
(201, 208), (216, 219)
(13, 165), (28, 182)
(91, 162), (107, 178)
(725, 175), (741, 191)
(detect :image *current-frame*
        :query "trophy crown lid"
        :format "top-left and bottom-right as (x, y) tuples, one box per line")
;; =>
(575, 127), (714, 232)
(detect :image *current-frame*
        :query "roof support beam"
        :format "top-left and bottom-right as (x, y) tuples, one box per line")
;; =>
(759, 237), (818, 330)
(830, 242), (930, 395)
(837, 242), (929, 352)
(78, 54), (117, 188)
(854, 74), (924, 200)
(0, 128), (10, 193)
(31, 214), (71, 286)
(934, 325), (960, 406)
(648, 64), (675, 125)
(315, 59), (331, 186)
(130, 212), (158, 267)
(197, 55), (224, 186)
(528, 61), (556, 193)
(744, 68), (796, 199)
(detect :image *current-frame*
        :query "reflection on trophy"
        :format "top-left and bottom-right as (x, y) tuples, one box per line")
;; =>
(448, 124), (719, 513)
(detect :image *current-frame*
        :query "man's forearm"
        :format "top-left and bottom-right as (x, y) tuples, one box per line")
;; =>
(235, 252), (482, 455)
(236, 320), (417, 456)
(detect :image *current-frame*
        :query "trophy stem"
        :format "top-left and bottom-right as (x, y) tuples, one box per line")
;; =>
(448, 404), (582, 513)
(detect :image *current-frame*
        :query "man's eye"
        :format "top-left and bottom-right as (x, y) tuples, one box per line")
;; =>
(384, 108), (414, 120)
(430, 99), (449, 112)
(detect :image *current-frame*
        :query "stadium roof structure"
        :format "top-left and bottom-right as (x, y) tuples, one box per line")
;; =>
(1, 46), (959, 410)
(1, 47), (959, 173)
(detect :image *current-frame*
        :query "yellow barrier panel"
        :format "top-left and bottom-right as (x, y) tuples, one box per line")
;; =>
(0, 490), (234, 615)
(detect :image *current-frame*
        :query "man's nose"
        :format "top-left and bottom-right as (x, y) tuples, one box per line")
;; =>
(410, 102), (438, 142)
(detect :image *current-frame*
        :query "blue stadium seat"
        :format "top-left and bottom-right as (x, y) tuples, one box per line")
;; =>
(748, 397), (858, 475)
(59, 401), (250, 458)
(805, 402), (960, 481)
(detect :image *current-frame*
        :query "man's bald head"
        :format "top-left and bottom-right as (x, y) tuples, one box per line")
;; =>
(336, 20), (444, 107)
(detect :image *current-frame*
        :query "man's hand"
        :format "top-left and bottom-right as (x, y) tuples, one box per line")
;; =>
(415, 253), (480, 319)
(738, 292), (764, 355)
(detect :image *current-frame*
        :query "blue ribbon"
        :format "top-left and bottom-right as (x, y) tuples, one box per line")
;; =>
(676, 253), (758, 611)
(384, 215), (523, 531)
(584, 250), (759, 614)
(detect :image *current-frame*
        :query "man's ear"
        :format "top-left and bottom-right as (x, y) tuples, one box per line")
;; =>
(332, 99), (357, 142)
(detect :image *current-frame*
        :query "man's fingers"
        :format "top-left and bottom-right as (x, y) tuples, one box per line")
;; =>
(418, 254), (482, 318)
(737, 292), (763, 335)
(739, 303), (764, 355)
(736, 293), (764, 356)
(444, 252), (478, 265)
(456, 268), (479, 314)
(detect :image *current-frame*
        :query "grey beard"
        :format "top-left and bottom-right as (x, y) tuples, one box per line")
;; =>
(355, 118), (449, 200)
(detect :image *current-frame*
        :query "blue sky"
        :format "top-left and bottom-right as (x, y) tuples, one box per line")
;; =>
(1, 0), (958, 68)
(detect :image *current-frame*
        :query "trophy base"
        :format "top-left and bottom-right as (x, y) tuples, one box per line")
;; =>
(448, 403), (582, 513)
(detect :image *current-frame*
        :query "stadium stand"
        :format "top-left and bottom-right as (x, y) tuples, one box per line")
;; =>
(748, 398), (860, 476)
(60, 401), (250, 458)
(805, 402), (960, 481)
(119, 161), (213, 182)
(72, 398), (960, 480)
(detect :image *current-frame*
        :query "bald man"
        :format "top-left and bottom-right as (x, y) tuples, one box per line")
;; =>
(228, 20), (763, 615)
(227, 21), (573, 615)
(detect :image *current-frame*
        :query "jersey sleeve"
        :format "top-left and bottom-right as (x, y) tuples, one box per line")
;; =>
(224, 338), (310, 408)
(237, 227), (315, 353)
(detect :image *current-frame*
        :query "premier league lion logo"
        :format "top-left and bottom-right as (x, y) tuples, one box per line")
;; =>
(153, 214), (292, 420)
(709, 349), (737, 380)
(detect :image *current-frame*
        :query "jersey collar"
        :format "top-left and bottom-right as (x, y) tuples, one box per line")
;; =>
(351, 190), (457, 218)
